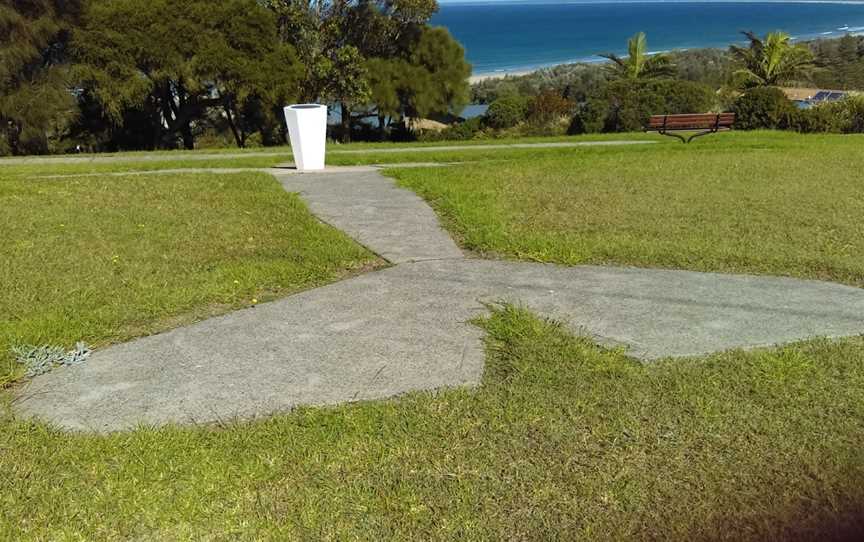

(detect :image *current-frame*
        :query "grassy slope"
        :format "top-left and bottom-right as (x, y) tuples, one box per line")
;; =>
(0, 134), (662, 176)
(1, 155), (292, 177)
(4, 131), (864, 539)
(391, 131), (864, 286)
(0, 171), (377, 384)
(3, 307), (864, 540)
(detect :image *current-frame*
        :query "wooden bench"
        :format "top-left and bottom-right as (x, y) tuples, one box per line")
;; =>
(646, 113), (735, 143)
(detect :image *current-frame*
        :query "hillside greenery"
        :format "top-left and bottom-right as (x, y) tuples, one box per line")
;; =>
(7, 2), (864, 154)
(0, 0), (470, 153)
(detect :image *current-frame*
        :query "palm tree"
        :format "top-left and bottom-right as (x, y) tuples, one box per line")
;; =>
(599, 32), (675, 80)
(730, 31), (814, 88)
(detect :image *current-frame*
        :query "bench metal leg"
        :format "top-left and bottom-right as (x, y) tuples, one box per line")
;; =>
(686, 129), (718, 143)
(658, 130), (687, 144)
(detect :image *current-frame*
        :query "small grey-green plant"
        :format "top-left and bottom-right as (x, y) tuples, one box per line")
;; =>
(11, 342), (92, 377)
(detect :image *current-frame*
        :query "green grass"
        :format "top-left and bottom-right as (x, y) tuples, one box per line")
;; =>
(4, 131), (864, 539)
(3, 306), (864, 540)
(391, 130), (864, 286)
(0, 133), (663, 176)
(0, 171), (378, 384)
(0, 155), (293, 177)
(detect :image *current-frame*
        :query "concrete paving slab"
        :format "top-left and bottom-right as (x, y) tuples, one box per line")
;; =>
(275, 170), (464, 263)
(15, 259), (864, 431)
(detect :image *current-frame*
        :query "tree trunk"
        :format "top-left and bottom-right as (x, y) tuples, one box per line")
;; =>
(378, 114), (387, 140)
(7, 121), (22, 156)
(340, 102), (351, 143)
(223, 99), (245, 148)
(181, 121), (194, 150)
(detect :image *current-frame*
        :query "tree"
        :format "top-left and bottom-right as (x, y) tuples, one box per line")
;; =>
(483, 95), (528, 129)
(600, 32), (675, 81)
(263, 0), (468, 142)
(729, 31), (814, 88)
(0, 0), (83, 155)
(74, 0), (301, 149)
(732, 86), (797, 130)
(364, 26), (470, 136)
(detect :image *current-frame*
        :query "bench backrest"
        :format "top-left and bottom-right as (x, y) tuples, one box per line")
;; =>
(648, 113), (735, 130)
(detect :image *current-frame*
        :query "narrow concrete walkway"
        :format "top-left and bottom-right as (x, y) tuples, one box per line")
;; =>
(0, 139), (655, 165)
(15, 169), (864, 431)
(277, 170), (463, 263)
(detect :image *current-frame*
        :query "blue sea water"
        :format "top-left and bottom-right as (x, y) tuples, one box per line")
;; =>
(431, 1), (864, 74)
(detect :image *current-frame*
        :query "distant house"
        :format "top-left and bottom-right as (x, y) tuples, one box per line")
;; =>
(406, 104), (490, 132)
(781, 88), (849, 109)
(326, 103), (490, 135)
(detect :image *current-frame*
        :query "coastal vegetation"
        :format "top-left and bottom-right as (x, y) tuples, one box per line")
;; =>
(599, 31), (675, 81)
(6, 2), (864, 152)
(730, 31), (815, 88)
(0, 0), (469, 154)
(469, 32), (864, 140)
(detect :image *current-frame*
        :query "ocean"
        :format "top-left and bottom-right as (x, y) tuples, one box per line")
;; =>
(431, 1), (864, 75)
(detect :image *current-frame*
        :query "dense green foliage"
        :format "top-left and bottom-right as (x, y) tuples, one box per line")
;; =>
(74, 0), (300, 150)
(732, 87), (798, 130)
(365, 26), (471, 139)
(483, 95), (529, 129)
(789, 95), (864, 133)
(730, 31), (815, 88)
(244, 0), (470, 142)
(573, 79), (716, 133)
(0, 0), (469, 152)
(469, 32), (863, 139)
(0, 0), (82, 155)
(8, 4), (864, 152)
(599, 31), (675, 81)
(810, 34), (864, 89)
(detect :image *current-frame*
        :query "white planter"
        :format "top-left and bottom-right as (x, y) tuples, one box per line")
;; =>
(283, 104), (327, 171)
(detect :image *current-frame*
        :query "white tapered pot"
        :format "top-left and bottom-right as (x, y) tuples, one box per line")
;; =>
(283, 104), (327, 171)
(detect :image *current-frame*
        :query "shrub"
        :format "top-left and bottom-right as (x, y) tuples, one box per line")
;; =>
(571, 79), (717, 133)
(790, 95), (864, 134)
(836, 95), (864, 133)
(732, 87), (798, 130)
(787, 103), (839, 133)
(526, 91), (575, 125)
(483, 95), (529, 129)
(417, 117), (485, 142)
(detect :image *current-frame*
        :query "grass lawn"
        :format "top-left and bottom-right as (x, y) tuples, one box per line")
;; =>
(3, 307), (864, 539)
(391, 130), (864, 286)
(0, 171), (377, 385)
(0, 155), (292, 178)
(1, 133), (663, 177)
(4, 131), (864, 540)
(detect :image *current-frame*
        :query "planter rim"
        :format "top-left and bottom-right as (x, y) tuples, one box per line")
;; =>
(287, 104), (326, 110)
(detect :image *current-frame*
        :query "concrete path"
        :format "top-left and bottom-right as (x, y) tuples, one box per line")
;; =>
(15, 169), (864, 431)
(277, 170), (463, 263)
(1, 140), (653, 165)
(327, 140), (656, 154)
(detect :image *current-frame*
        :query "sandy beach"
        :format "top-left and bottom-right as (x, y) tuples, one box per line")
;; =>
(469, 69), (535, 83)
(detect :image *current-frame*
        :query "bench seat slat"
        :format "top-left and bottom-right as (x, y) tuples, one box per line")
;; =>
(645, 113), (736, 143)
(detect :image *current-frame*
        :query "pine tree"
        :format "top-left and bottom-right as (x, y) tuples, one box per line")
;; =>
(0, 0), (82, 155)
